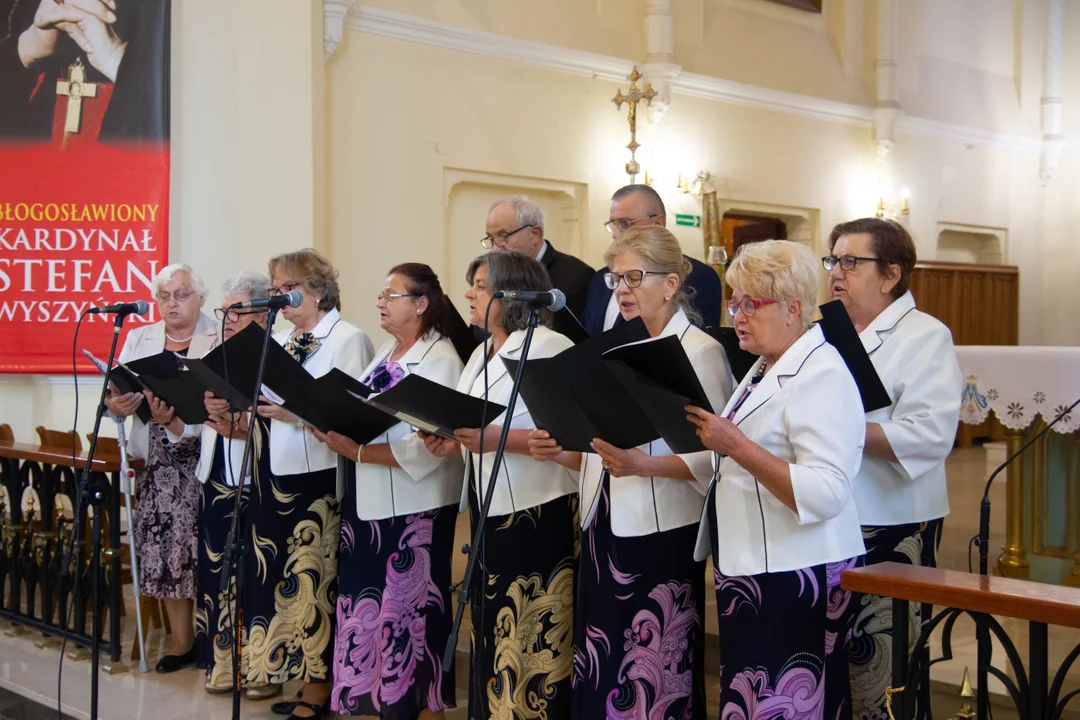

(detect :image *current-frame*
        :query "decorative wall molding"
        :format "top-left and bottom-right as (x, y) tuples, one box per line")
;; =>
(324, 0), (358, 60)
(346, 5), (1077, 156)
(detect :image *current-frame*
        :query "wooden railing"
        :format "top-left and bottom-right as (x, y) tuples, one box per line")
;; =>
(0, 440), (139, 669)
(843, 562), (1080, 720)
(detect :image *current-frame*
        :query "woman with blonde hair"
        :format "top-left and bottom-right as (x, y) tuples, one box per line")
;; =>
(253, 249), (375, 720)
(530, 226), (732, 719)
(687, 240), (866, 720)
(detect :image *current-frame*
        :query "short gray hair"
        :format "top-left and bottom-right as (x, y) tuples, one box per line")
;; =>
(151, 263), (208, 300)
(466, 251), (553, 332)
(489, 195), (545, 233)
(221, 271), (270, 303)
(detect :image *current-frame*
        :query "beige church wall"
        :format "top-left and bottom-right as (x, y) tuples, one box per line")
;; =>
(326, 30), (1055, 351)
(1039, 155), (1080, 346)
(357, 0), (1068, 141)
(0, 0), (328, 443)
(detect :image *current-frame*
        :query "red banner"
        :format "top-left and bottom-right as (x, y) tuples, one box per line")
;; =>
(0, 0), (170, 373)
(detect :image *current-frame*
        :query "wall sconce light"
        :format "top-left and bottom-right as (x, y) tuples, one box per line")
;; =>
(876, 186), (910, 220)
(676, 171), (710, 195)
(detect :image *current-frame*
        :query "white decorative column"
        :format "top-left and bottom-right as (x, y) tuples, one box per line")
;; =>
(1039, 0), (1065, 185)
(324, 0), (357, 60)
(873, 0), (901, 158)
(642, 0), (682, 125)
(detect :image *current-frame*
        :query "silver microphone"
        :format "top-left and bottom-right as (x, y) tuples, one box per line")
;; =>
(493, 289), (566, 311)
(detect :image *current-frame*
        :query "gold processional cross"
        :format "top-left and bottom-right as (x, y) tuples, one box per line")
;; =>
(56, 58), (98, 145)
(611, 66), (655, 183)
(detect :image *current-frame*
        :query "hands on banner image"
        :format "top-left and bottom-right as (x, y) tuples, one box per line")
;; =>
(0, 0), (171, 373)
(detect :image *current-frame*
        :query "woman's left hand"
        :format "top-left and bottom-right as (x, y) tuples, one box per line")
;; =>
(255, 394), (297, 424)
(590, 437), (653, 478)
(143, 389), (175, 427)
(310, 427), (360, 461)
(454, 426), (501, 454)
(686, 405), (744, 456)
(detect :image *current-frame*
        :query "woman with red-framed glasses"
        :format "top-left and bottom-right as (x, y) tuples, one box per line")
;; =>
(686, 239), (866, 720)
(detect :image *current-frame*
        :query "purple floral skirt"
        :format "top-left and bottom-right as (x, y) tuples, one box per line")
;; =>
(572, 477), (706, 720)
(330, 478), (457, 719)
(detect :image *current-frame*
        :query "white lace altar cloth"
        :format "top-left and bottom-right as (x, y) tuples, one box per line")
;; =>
(956, 346), (1080, 434)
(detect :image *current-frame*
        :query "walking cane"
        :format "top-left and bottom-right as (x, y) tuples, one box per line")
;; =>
(113, 413), (149, 673)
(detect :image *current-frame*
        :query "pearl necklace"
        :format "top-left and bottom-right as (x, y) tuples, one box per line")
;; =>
(165, 331), (194, 344)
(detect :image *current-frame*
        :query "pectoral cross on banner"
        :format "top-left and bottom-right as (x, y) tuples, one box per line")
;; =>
(56, 59), (98, 143)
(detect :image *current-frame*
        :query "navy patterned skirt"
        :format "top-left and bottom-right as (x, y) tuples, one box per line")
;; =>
(849, 519), (943, 720)
(467, 483), (577, 720)
(331, 465), (457, 718)
(709, 489), (862, 720)
(572, 476), (707, 720)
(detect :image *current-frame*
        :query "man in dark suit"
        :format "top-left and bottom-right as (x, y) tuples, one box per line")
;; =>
(484, 196), (594, 324)
(583, 184), (722, 335)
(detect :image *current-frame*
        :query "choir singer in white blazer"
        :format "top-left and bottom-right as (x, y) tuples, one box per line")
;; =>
(183, 271), (279, 698)
(528, 225), (731, 720)
(250, 249), (373, 717)
(310, 263), (463, 718)
(422, 251), (576, 719)
(685, 240), (866, 720)
(825, 218), (962, 720)
(105, 262), (218, 673)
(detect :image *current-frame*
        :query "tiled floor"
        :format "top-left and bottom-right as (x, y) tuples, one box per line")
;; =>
(0, 685), (77, 720)
(1, 445), (1077, 719)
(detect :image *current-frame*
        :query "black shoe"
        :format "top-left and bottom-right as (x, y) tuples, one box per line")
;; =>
(271, 691), (302, 716)
(154, 646), (196, 674)
(286, 699), (329, 720)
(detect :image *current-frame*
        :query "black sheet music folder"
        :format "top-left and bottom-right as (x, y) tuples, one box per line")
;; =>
(706, 326), (760, 384)
(500, 317), (655, 452)
(361, 374), (507, 442)
(602, 334), (715, 454)
(817, 300), (892, 413)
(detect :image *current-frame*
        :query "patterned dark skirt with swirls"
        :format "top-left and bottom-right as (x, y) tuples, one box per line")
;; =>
(331, 467), (457, 719)
(242, 467), (340, 685)
(849, 519), (943, 720)
(708, 489), (862, 720)
(573, 476), (706, 720)
(468, 484), (577, 720)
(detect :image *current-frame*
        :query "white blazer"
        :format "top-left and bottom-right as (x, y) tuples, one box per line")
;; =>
(345, 333), (465, 520)
(117, 312), (219, 461)
(855, 291), (962, 525)
(269, 309), (374, 477)
(578, 309), (734, 537)
(457, 325), (577, 517)
(191, 424), (253, 486)
(694, 324), (867, 576)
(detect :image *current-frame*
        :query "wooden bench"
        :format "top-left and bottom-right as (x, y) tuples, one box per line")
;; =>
(843, 562), (1080, 720)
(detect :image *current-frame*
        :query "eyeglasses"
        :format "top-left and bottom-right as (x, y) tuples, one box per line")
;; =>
(726, 298), (777, 317)
(214, 308), (266, 322)
(156, 290), (194, 303)
(377, 290), (421, 302)
(821, 255), (882, 271)
(268, 282), (303, 296)
(481, 224), (534, 249)
(603, 214), (660, 233)
(603, 269), (666, 290)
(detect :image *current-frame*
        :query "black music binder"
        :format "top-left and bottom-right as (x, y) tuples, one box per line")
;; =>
(706, 326), (760, 384)
(817, 300), (892, 412)
(81, 348), (153, 424)
(500, 317), (655, 452)
(603, 335), (715, 454)
(362, 374), (506, 442)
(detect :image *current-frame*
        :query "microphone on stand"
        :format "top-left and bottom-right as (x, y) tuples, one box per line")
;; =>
(87, 299), (151, 316)
(493, 288), (566, 311)
(229, 289), (303, 310)
(977, 396), (1080, 575)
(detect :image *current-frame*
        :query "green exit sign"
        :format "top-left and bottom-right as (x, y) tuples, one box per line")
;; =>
(675, 214), (701, 228)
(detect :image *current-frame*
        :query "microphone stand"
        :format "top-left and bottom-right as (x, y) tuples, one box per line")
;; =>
(62, 312), (131, 720)
(974, 395), (1080, 720)
(220, 307), (281, 720)
(444, 306), (540, 669)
